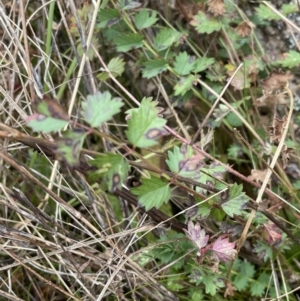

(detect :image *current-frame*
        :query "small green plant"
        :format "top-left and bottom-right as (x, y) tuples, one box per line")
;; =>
(2, 0), (300, 300)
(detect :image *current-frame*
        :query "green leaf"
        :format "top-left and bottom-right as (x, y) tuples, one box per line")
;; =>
(276, 50), (300, 68)
(196, 172), (214, 195)
(167, 279), (184, 291)
(114, 33), (144, 52)
(126, 98), (167, 148)
(131, 177), (171, 210)
(233, 261), (255, 291)
(35, 97), (69, 119)
(55, 130), (86, 166)
(81, 91), (124, 127)
(256, 5), (281, 21)
(189, 290), (204, 301)
(282, 3), (298, 15)
(250, 273), (269, 297)
(194, 202), (211, 220)
(173, 51), (195, 76)
(221, 184), (248, 217)
(190, 11), (222, 34)
(206, 61), (226, 81)
(120, 0), (141, 10)
(26, 98), (69, 133)
(126, 97), (160, 116)
(174, 75), (197, 96)
(153, 28), (181, 51)
(102, 21), (130, 41)
(196, 164), (227, 194)
(166, 145), (202, 177)
(89, 154), (130, 192)
(227, 144), (242, 159)
(226, 112), (243, 127)
(193, 57), (215, 73)
(202, 274), (225, 296)
(26, 114), (68, 133)
(97, 57), (125, 81)
(98, 8), (121, 28)
(142, 59), (168, 78)
(253, 241), (273, 262)
(213, 104), (231, 123)
(134, 9), (158, 29)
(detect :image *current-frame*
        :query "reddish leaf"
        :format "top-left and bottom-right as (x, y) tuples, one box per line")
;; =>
(210, 235), (237, 263)
(262, 222), (282, 245)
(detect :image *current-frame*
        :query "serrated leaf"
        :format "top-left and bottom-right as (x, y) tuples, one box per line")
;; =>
(81, 91), (124, 127)
(227, 144), (242, 159)
(134, 9), (158, 29)
(221, 184), (248, 217)
(55, 130), (86, 166)
(97, 57), (125, 81)
(256, 4), (281, 21)
(174, 74), (197, 96)
(282, 3), (298, 15)
(114, 33), (143, 52)
(202, 274), (224, 296)
(184, 221), (209, 249)
(189, 290), (204, 301)
(153, 28), (181, 51)
(98, 8), (120, 28)
(166, 145), (203, 177)
(250, 273), (269, 296)
(253, 241), (273, 262)
(173, 52), (195, 76)
(26, 97), (69, 133)
(131, 177), (171, 210)
(125, 97), (161, 117)
(26, 114), (68, 133)
(35, 97), (69, 119)
(103, 21), (130, 41)
(226, 112), (243, 127)
(276, 50), (300, 68)
(126, 98), (167, 148)
(89, 154), (130, 192)
(196, 164), (227, 195)
(196, 172), (214, 195)
(142, 59), (168, 78)
(206, 61), (226, 81)
(190, 11), (222, 34)
(211, 235), (237, 263)
(193, 57), (215, 73)
(120, 0), (141, 10)
(187, 202), (211, 220)
(233, 261), (255, 291)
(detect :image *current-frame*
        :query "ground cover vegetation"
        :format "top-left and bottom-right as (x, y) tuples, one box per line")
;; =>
(1, 0), (300, 300)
